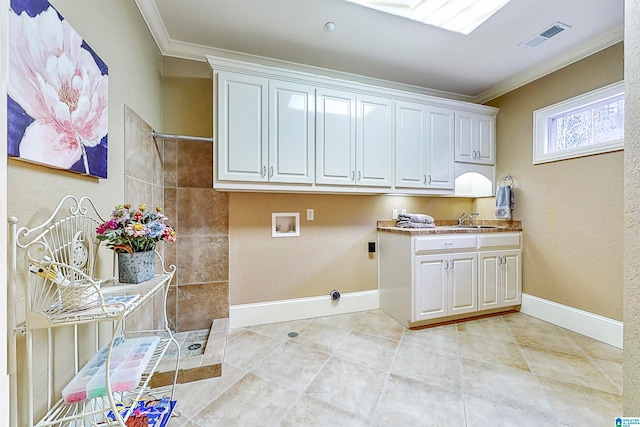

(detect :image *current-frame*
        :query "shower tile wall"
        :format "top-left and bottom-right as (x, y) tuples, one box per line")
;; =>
(124, 106), (165, 331)
(163, 138), (229, 332)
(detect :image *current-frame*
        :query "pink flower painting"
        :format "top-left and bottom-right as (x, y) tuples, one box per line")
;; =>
(8, 0), (108, 178)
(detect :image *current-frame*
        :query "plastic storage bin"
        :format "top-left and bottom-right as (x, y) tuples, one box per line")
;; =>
(62, 336), (160, 403)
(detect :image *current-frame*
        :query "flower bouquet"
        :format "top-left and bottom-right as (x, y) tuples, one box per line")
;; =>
(96, 204), (176, 283)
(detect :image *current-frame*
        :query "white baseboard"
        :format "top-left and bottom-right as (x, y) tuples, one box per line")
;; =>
(229, 290), (380, 329)
(520, 293), (623, 349)
(0, 373), (9, 427)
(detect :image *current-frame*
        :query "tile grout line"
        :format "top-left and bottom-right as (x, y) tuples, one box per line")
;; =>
(507, 316), (564, 424)
(186, 363), (248, 424)
(455, 322), (469, 427)
(558, 326), (622, 395)
(369, 325), (405, 424)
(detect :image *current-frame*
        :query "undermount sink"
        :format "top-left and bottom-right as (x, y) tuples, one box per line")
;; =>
(456, 225), (504, 229)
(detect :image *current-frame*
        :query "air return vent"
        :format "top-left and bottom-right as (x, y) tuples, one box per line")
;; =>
(520, 22), (571, 48)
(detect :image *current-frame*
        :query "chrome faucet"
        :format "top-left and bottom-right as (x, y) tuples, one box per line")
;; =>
(457, 212), (479, 226)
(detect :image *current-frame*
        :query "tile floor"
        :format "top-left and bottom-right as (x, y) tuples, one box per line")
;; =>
(162, 310), (622, 427)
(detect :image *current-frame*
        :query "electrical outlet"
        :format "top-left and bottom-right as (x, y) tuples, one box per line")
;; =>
(392, 209), (398, 219)
(368, 242), (376, 253)
(401, 209), (407, 214)
(307, 209), (314, 221)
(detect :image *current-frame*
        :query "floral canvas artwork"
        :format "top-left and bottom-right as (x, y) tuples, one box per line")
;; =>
(8, 0), (109, 178)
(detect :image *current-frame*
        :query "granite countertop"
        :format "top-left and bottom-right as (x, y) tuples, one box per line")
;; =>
(377, 219), (522, 235)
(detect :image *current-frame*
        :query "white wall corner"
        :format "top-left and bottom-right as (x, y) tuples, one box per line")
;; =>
(229, 290), (380, 329)
(520, 293), (623, 349)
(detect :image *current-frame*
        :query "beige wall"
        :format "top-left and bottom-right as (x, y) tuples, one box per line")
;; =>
(485, 43), (624, 321)
(162, 58), (229, 332)
(230, 194), (473, 305)
(8, 0), (163, 272)
(163, 57), (212, 138)
(624, 0), (640, 414)
(7, 1), (163, 423)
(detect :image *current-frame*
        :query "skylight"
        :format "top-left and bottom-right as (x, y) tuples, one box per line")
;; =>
(345, 0), (510, 35)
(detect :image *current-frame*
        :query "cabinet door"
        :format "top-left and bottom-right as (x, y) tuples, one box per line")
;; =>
(448, 252), (477, 315)
(425, 106), (455, 189)
(395, 101), (426, 188)
(269, 80), (315, 183)
(502, 250), (522, 305)
(454, 112), (495, 165)
(478, 251), (501, 310)
(217, 72), (268, 182)
(454, 111), (475, 163)
(315, 88), (356, 185)
(414, 254), (447, 321)
(476, 115), (495, 165)
(356, 94), (393, 187)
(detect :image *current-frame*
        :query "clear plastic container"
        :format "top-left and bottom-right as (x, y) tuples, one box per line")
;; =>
(62, 336), (160, 403)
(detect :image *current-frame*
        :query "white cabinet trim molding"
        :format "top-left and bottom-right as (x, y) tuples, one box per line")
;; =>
(207, 55), (497, 115)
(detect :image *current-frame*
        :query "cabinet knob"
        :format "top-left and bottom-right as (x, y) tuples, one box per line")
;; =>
(262, 166), (266, 177)
(351, 171), (355, 181)
(497, 256), (502, 265)
(423, 175), (427, 184)
(269, 166), (274, 178)
(358, 171), (362, 181)
(428, 175), (432, 185)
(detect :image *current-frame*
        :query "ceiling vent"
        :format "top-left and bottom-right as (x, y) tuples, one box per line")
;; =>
(520, 22), (571, 48)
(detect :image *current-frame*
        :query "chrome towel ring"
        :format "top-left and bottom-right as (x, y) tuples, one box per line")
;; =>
(498, 174), (514, 187)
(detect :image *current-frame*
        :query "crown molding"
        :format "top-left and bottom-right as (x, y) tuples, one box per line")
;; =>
(136, 1), (623, 105)
(474, 24), (624, 104)
(134, 0), (473, 102)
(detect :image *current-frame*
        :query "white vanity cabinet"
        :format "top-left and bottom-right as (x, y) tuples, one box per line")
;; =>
(395, 101), (455, 191)
(454, 111), (495, 165)
(217, 72), (315, 184)
(478, 233), (522, 310)
(315, 90), (393, 188)
(378, 230), (522, 328)
(413, 235), (477, 321)
(414, 251), (477, 321)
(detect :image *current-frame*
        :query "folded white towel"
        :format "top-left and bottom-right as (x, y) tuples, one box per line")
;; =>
(397, 213), (435, 224)
(495, 185), (514, 219)
(396, 221), (436, 229)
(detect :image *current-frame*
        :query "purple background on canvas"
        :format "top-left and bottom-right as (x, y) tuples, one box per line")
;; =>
(8, 0), (108, 178)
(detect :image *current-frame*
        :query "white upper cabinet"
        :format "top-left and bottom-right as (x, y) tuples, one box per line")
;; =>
(395, 101), (425, 188)
(395, 101), (455, 190)
(356, 94), (394, 187)
(315, 88), (356, 185)
(455, 111), (495, 165)
(211, 56), (496, 194)
(269, 80), (315, 183)
(217, 72), (314, 184)
(217, 72), (268, 182)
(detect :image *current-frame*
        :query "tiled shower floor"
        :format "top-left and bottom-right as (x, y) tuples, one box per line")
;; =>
(164, 310), (622, 426)
(165, 328), (210, 359)
(155, 319), (228, 376)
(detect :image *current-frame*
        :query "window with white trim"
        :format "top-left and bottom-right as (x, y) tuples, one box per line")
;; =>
(533, 81), (624, 164)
